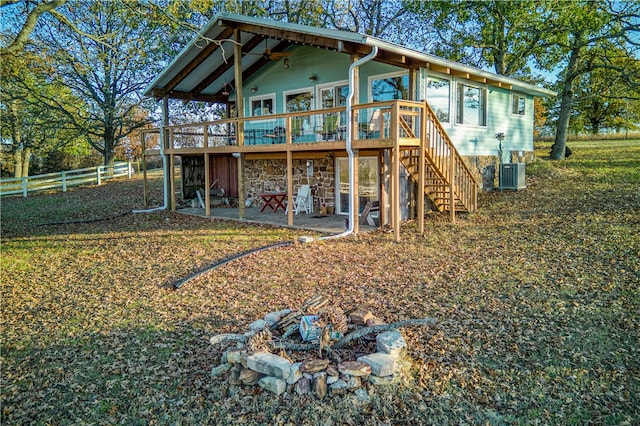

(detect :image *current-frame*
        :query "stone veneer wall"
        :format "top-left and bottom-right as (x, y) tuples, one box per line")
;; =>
(467, 151), (534, 192)
(244, 158), (336, 208)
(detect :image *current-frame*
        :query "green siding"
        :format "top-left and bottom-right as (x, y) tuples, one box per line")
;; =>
(241, 45), (535, 156)
(445, 84), (534, 156)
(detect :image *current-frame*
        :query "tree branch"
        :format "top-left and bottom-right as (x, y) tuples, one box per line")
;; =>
(1, 0), (67, 57)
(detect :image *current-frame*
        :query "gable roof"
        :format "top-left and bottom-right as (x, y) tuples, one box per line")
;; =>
(144, 13), (556, 103)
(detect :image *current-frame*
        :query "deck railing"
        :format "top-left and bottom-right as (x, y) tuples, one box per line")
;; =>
(142, 100), (477, 212)
(423, 102), (478, 212)
(142, 100), (429, 151)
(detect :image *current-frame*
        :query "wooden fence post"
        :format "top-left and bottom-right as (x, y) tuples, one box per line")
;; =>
(97, 166), (102, 185)
(62, 171), (67, 192)
(22, 177), (27, 198)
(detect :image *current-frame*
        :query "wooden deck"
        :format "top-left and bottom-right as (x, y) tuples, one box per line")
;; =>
(142, 100), (478, 241)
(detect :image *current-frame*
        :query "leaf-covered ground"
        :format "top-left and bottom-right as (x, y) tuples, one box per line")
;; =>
(1, 141), (639, 425)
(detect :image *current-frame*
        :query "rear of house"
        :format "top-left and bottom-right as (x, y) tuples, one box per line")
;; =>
(143, 13), (554, 239)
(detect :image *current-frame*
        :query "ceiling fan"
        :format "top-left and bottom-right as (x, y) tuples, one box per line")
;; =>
(262, 48), (291, 61)
(245, 40), (291, 61)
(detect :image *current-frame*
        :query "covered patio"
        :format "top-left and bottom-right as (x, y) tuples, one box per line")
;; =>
(176, 206), (380, 235)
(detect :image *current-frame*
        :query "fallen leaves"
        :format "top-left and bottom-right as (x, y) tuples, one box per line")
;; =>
(1, 140), (639, 424)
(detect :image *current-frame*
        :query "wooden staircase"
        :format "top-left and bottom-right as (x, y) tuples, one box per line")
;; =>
(399, 103), (478, 214)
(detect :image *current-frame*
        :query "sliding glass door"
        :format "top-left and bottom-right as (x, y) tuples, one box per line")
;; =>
(336, 157), (379, 215)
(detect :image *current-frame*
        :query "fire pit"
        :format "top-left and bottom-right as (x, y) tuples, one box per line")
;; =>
(209, 294), (437, 399)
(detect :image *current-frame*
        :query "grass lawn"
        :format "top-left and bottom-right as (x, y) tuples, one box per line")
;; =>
(1, 140), (639, 425)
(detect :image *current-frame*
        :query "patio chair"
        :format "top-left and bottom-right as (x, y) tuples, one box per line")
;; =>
(288, 184), (312, 214)
(314, 114), (339, 140)
(291, 118), (304, 141)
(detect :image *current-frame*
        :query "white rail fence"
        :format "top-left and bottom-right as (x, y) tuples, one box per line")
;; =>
(0, 162), (139, 197)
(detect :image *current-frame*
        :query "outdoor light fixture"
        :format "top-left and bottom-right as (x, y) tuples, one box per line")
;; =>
(309, 73), (317, 82)
(283, 58), (289, 69)
(251, 85), (258, 93)
(222, 82), (231, 96)
(232, 152), (241, 158)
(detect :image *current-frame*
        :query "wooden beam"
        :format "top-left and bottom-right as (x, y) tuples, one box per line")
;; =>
(204, 153), (210, 216)
(353, 149), (359, 234)
(221, 40), (292, 98)
(234, 29), (246, 220)
(153, 89), (223, 103)
(428, 64), (451, 74)
(162, 27), (235, 95)
(391, 103), (400, 242)
(221, 20), (340, 50)
(418, 104), (426, 235)
(286, 149), (293, 226)
(192, 34), (267, 97)
(170, 154), (176, 211)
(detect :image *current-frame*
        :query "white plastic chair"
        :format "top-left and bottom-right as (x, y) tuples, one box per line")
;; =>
(292, 184), (312, 214)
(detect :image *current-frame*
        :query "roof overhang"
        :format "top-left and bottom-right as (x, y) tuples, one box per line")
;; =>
(144, 13), (556, 102)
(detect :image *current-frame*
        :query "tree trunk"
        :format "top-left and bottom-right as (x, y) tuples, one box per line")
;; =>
(552, 46), (581, 160)
(104, 149), (115, 166)
(14, 149), (23, 178)
(22, 148), (31, 177)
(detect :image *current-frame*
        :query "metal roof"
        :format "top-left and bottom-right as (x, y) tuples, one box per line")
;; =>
(144, 13), (556, 102)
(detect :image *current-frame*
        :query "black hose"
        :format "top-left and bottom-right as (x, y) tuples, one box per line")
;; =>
(172, 241), (294, 289)
(37, 210), (133, 226)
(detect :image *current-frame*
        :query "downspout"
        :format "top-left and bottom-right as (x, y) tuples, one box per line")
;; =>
(134, 98), (169, 214)
(321, 45), (378, 240)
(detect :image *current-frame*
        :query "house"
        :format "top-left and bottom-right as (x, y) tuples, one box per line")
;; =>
(142, 13), (555, 241)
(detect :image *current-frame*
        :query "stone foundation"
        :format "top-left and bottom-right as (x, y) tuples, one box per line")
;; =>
(244, 158), (336, 208)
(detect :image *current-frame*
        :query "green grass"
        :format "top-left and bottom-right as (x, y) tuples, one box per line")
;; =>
(1, 140), (639, 424)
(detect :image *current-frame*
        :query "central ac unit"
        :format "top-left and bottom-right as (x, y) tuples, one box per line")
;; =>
(500, 163), (526, 190)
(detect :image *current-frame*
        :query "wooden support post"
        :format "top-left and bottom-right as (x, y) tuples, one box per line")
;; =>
(162, 96), (170, 210)
(353, 149), (359, 234)
(234, 29), (245, 219)
(379, 153), (388, 227)
(62, 171), (67, 192)
(449, 153), (456, 223)
(287, 149), (294, 226)
(170, 154), (176, 211)
(418, 105), (427, 234)
(392, 143), (400, 242)
(392, 104), (401, 242)
(141, 131), (149, 207)
(204, 153), (210, 216)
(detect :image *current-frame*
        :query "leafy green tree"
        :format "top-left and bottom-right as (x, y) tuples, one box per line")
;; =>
(545, 1), (639, 158)
(405, 0), (548, 78)
(0, 50), (90, 177)
(571, 51), (640, 135)
(324, 0), (415, 42)
(30, 0), (169, 165)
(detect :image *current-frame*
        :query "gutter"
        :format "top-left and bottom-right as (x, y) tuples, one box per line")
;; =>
(321, 45), (378, 240)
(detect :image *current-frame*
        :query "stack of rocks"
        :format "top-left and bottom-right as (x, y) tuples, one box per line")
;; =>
(210, 298), (413, 399)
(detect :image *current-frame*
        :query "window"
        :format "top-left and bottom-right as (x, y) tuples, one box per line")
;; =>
(456, 83), (486, 126)
(370, 73), (409, 102)
(512, 94), (526, 115)
(427, 76), (450, 123)
(319, 84), (348, 109)
(284, 88), (313, 137)
(285, 90), (313, 113)
(250, 95), (274, 116)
